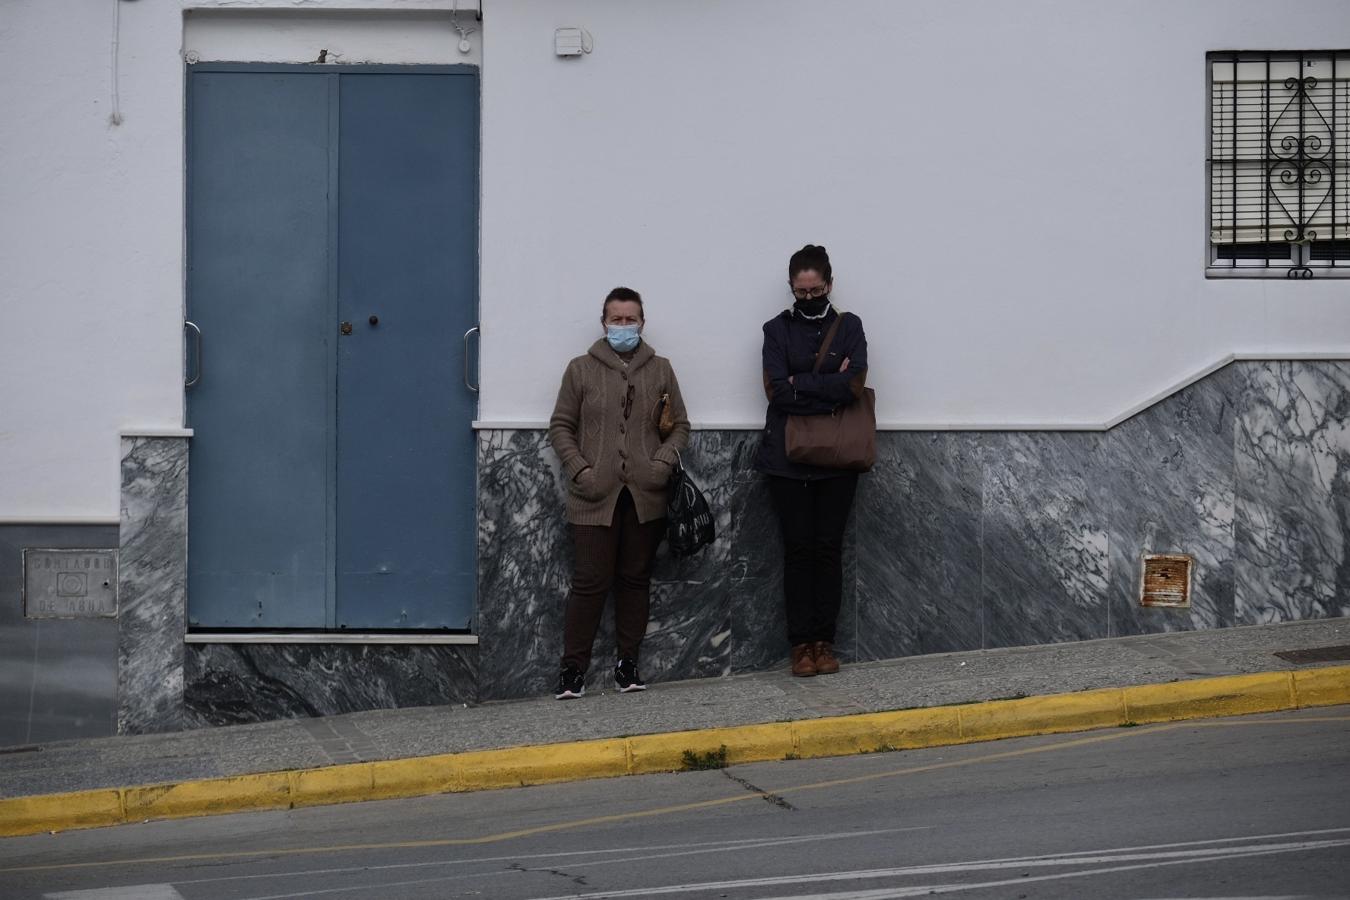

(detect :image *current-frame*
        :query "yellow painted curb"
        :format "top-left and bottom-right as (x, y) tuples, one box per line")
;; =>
(0, 789), (122, 837)
(794, 706), (962, 756)
(122, 773), (291, 821)
(459, 738), (630, 790)
(2, 665), (1347, 839)
(959, 686), (1127, 741)
(290, 762), (375, 808)
(629, 724), (794, 773)
(1292, 665), (1350, 708)
(1122, 671), (1295, 724)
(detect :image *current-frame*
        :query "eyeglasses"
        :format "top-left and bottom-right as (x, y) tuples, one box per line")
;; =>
(790, 285), (830, 300)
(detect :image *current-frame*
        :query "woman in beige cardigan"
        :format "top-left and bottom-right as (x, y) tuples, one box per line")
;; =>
(547, 287), (690, 699)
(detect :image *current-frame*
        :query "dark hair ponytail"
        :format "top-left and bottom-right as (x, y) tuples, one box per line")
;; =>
(788, 244), (832, 283)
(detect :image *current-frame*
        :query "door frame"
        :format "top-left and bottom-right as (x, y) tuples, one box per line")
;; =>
(183, 62), (482, 635)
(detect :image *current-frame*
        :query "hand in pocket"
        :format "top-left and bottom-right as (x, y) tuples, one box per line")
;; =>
(572, 466), (604, 500)
(646, 458), (673, 489)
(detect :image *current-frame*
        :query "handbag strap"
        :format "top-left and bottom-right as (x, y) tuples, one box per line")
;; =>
(811, 313), (845, 374)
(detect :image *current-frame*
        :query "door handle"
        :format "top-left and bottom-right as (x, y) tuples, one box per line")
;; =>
(463, 326), (480, 393)
(184, 320), (203, 388)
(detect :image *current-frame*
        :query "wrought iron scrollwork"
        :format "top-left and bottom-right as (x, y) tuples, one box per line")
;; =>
(1267, 75), (1334, 254)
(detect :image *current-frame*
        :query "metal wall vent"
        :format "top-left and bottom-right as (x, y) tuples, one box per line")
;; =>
(1140, 554), (1192, 608)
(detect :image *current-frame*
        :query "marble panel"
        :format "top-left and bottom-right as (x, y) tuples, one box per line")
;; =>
(627, 431), (755, 686)
(855, 433), (983, 661)
(476, 429), (794, 697)
(475, 429), (572, 700)
(705, 432), (818, 674)
(1234, 361), (1350, 624)
(184, 643), (477, 727)
(1102, 366), (1238, 636)
(838, 505), (859, 662)
(980, 432), (1110, 648)
(118, 437), (188, 734)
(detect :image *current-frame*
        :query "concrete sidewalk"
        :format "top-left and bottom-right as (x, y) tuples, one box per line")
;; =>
(2, 618), (1348, 806)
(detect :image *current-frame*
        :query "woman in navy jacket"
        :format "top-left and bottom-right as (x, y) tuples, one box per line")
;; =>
(755, 245), (868, 677)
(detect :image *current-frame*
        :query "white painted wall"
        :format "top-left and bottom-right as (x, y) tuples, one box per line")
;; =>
(1, 0), (1348, 518)
(480, 0), (1350, 428)
(0, 0), (480, 519)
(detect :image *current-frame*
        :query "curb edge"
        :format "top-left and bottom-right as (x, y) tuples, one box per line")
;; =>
(2, 665), (1347, 838)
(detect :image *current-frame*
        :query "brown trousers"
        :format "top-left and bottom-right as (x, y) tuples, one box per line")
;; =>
(561, 488), (666, 672)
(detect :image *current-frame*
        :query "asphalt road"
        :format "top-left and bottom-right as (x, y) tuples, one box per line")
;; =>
(1, 706), (1347, 900)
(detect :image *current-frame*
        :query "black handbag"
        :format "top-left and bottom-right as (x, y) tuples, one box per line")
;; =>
(666, 456), (715, 557)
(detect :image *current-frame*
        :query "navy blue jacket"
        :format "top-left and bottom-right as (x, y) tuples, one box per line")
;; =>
(754, 306), (869, 480)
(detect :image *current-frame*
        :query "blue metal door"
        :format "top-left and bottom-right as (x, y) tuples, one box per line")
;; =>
(186, 65), (479, 631)
(186, 70), (334, 628)
(335, 74), (479, 629)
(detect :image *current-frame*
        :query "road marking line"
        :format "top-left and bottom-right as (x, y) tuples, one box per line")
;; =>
(231, 837), (1350, 900)
(940, 825), (1350, 862)
(44, 887), (186, 900)
(520, 837), (1350, 899)
(1184, 715), (1350, 726)
(168, 828), (924, 888)
(512, 829), (929, 874)
(721, 839), (1346, 899)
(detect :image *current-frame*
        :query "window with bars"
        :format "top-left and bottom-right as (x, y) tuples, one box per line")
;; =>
(1209, 52), (1350, 277)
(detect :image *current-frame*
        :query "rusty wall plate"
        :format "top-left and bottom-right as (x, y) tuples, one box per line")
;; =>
(1140, 554), (1192, 608)
(22, 549), (118, 619)
(1273, 645), (1350, 665)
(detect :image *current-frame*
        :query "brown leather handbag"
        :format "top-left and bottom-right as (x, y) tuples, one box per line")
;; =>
(785, 314), (877, 472)
(656, 392), (676, 441)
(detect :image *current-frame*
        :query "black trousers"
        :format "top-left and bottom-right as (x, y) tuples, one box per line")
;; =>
(561, 488), (666, 672)
(767, 474), (859, 646)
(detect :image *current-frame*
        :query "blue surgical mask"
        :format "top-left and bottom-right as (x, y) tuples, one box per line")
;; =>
(606, 324), (641, 352)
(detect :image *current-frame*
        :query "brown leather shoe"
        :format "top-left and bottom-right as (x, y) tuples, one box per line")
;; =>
(812, 641), (840, 675)
(790, 643), (817, 677)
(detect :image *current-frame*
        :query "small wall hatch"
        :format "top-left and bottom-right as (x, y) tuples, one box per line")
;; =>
(555, 27), (592, 57)
(1140, 554), (1192, 608)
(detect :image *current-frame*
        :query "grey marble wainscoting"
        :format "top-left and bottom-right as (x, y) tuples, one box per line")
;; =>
(1234, 361), (1350, 624)
(184, 643), (477, 727)
(979, 432), (1110, 648)
(691, 431), (801, 675)
(476, 430), (776, 699)
(1101, 366), (1238, 637)
(166, 359), (1349, 727)
(475, 430), (576, 700)
(855, 433), (983, 661)
(118, 436), (189, 734)
(470, 359), (1350, 701)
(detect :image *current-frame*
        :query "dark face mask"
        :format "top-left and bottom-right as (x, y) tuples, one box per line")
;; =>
(793, 296), (831, 318)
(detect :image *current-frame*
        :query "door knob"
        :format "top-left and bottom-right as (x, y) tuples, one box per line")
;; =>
(340, 322), (353, 335)
(368, 315), (379, 326)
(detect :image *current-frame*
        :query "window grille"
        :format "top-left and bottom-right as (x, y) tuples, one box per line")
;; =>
(1209, 52), (1350, 277)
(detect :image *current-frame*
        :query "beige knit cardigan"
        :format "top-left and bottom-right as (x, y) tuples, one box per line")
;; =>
(548, 339), (691, 526)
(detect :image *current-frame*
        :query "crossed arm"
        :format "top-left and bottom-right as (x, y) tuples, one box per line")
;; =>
(762, 322), (868, 415)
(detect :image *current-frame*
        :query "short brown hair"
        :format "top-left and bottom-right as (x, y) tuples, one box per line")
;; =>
(602, 286), (644, 320)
